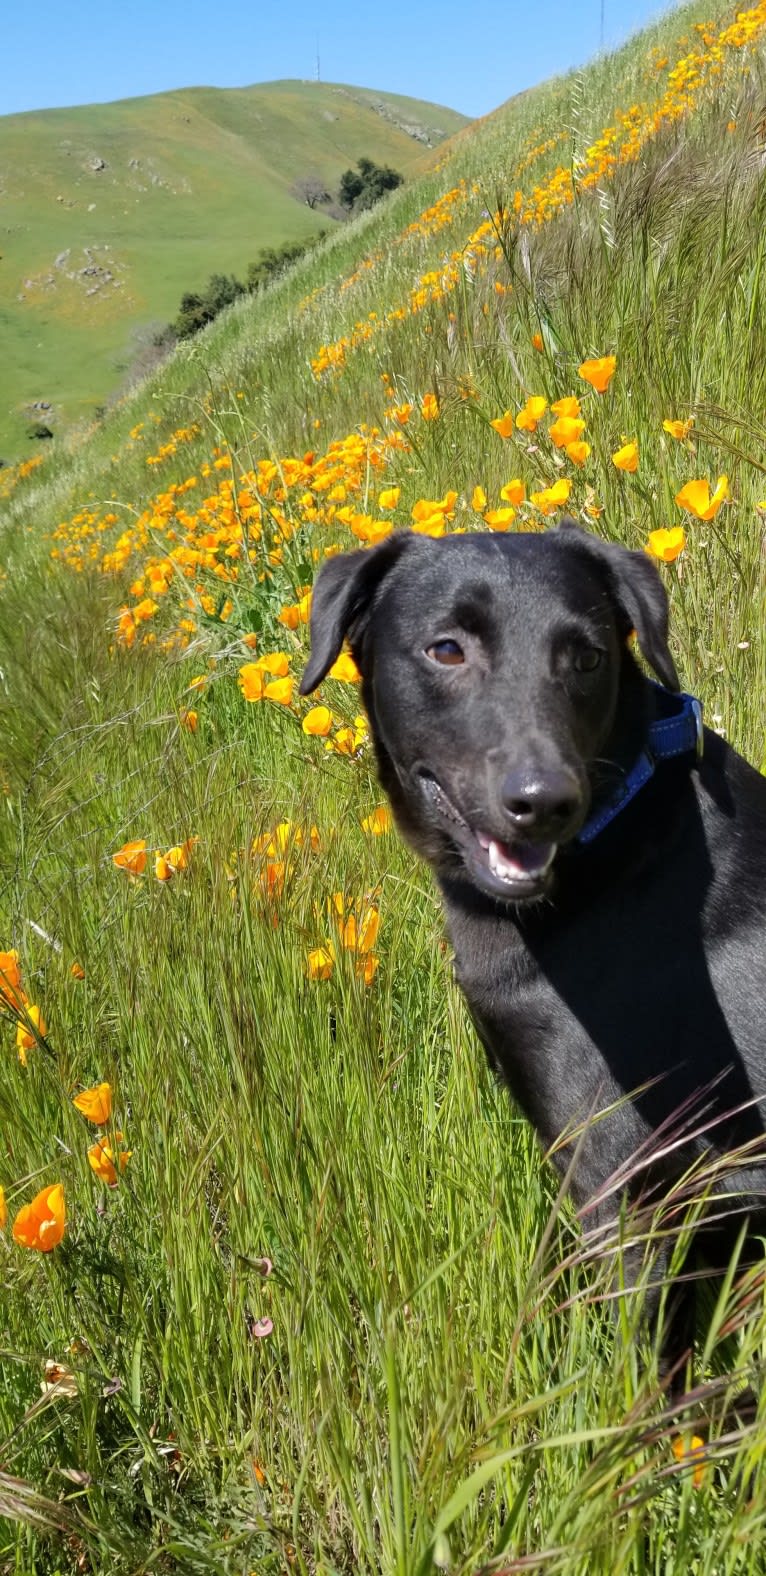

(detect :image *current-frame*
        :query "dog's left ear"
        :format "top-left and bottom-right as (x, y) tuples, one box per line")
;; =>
(300, 532), (415, 695)
(558, 518), (680, 691)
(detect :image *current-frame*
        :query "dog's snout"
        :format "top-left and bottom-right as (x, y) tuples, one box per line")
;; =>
(501, 767), (582, 835)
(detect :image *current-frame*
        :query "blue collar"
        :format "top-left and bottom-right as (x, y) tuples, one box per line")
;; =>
(577, 688), (704, 845)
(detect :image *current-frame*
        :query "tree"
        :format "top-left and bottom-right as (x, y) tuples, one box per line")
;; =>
(172, 273), (245, 339)
(291, 174), (331, 209)
(338, 158), (404, 213)
(339, 166), (365, 210)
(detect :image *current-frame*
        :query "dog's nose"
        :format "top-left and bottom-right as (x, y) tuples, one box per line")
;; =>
(501, 767), (582, 835)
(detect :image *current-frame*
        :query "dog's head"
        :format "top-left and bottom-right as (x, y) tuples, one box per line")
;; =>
(300, 522), (678, 903)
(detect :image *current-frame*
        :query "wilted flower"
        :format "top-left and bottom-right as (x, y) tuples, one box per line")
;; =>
(12, 1183), (66, 1251)
(73, 1082), (112, 1124)
(578, 355), (617, 392)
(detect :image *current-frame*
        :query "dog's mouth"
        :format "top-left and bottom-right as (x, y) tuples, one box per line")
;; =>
(417, 771), (557, 901)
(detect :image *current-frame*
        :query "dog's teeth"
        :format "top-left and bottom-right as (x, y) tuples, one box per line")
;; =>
(489, 839), (522, 879)
(488, 839), (556, 882)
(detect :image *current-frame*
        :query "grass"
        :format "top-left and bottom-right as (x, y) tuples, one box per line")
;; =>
(1, 0), (766, 1569)
(0, 80), (467, 458)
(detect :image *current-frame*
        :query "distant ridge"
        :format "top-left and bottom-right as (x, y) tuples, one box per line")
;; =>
(0, 79), (469, 453)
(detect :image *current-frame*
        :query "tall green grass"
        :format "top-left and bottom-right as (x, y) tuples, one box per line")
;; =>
(1, 2), (766, 1569)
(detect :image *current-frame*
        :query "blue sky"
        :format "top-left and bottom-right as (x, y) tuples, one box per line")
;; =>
(4, 0), (672, 119)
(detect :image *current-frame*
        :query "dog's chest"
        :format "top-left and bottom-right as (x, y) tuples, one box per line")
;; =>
(443, 895), (620, 1149)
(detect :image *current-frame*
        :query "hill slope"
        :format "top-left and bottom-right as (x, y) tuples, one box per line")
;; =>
(0, 79), (467, 454)
(2, 2), (766, 1570)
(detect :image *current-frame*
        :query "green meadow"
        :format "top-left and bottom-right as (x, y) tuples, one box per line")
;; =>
(0, 81), (466, 456)
(1, 1), (766, 1570)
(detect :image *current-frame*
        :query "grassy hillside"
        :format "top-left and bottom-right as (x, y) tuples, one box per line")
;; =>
(0, 81), (467, 456)
(1, 1), (766, 1570)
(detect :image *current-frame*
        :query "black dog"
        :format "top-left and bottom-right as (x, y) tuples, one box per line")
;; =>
(300, 522), (766, 1379)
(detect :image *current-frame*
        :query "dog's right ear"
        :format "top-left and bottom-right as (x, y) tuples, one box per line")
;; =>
(299, 532), (414, 695)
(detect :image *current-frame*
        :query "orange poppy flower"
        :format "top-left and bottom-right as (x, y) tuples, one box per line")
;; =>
(663, 417), (694, 441)
(612, 441), (639, 473)
(113, 839), (147, 875)
(500, 479), (526, 505)
(378, 487), (401, 510)
(0, 1185), (6, 1230)
(578, 356), (617, 392)
(12, 1183), (66, 1251)
(675, 476), (728, 520)
(302, 706), (333, 736)
(471, 486), (487, 512)
(530, 478), (572, 515)
(361, 806), (392, 835)
(307, 946), (334, 981)
(516, 396), (548, 433)
(484, 507), (516, 531)
(88, 1135), (131, 1186)
(646, 527), (686, 562)
(328, 652), (360, 683)
(0, 949), (23, 1006)
(565, 441), (591, 466)
(16, 1005), (46, 1065)
(550, 396), (581, 418)
(672, 1434), (706, 1488)
(549, 416), (586, 448)
(264, 677), (294, 706)
(420, 393), (440, 421)
(73, 1081), (113, 1123)
(70, 961), (86, 981)
(490, 411), (515, 439)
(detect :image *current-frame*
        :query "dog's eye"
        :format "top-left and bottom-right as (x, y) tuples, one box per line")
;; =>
(573, 646), (603, 673)
(426, 639), (465, 666)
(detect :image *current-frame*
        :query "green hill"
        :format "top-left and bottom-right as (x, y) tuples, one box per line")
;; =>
(0, 80), (467, 455)
(2, 1), (766, 1569)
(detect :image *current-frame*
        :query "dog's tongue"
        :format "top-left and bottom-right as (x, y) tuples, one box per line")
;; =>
(477, 832), (555, 879)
